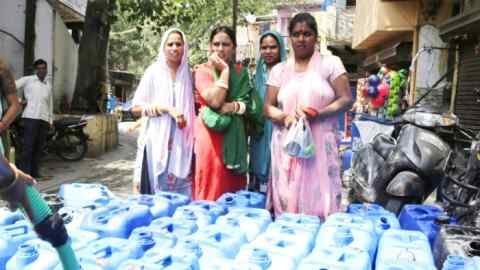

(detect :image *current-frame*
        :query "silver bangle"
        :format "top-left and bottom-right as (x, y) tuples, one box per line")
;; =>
(236, 101), (246, 115)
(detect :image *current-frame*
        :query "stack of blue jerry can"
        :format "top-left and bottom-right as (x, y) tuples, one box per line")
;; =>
(1, 182), (469, 269)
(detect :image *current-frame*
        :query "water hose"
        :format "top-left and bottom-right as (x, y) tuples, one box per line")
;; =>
(0, 158), (80, 270)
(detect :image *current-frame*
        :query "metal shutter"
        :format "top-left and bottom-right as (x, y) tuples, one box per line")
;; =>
(455, 41), (480, 133)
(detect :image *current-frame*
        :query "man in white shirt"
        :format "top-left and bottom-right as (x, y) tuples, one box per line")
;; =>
(15, 59), (53, 178)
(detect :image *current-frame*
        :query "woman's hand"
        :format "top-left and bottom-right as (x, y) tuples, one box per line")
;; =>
(4, 162), (37, 211)
(219, 102), (236, 114)
(209, 52), (229, 72)
(283, 115), (297, 128)
(297, 106), (320, 121)
(168, 108), (187, 129)
(143, 104), (168, 117)
(11, 163), (37, 186)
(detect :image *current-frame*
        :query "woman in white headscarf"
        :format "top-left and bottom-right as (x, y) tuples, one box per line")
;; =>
(131, 29), (195, 196)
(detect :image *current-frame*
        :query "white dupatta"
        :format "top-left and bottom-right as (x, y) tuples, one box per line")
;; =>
(132, 29), (194, 192)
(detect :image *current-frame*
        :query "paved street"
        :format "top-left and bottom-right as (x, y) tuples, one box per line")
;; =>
(36, 122), (138, 198)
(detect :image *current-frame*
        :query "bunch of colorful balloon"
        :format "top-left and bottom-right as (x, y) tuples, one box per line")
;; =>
(365, 66), (391, 111)
(355, 65), (409, 118)
(385, 69), (408, 118)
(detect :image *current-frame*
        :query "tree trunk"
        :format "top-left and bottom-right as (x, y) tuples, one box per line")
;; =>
(24, 0), (36, 75)
(232, 0), (238, 34)
(71, 0), (115, 113)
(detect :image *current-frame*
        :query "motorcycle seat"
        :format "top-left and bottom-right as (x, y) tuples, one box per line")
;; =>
(54, 118), (81, 128)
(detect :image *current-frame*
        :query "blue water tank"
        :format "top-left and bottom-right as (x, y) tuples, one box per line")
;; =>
(149, 217), (198, 238)
(0, 220), (37, 269)
(173, 205), (214, 228)
(474, 257), (480, 269)
(321, 213), (377, 258)
(297, 246), (371, 270)
(347, 203), (400, 236)
(155, 191), (190, 214)
(193, 224), (248, 259)
(140, 237), (202, 268)
(347, 203), (387, 214)
(264, 222), (316, 254)
(199, 257), (240, 270)
(399, 204), (455, 247)
(76, 237), (140, 270)
(189, 200), (227, 222)
(250, 233), (311, 263)
(216, 207), (271, 242)
(0, 221), (37, 246)
(171, 238), (203, 259)
(377, 262), (436, 270)
(323, 213), (376, 235)
(118, 256), (198, 270)
(126, 194), (171, 219)
(80, 203), (152, 238)
(236, 190), (266, 208)
(58, 183), (115, 208)
(0, 236), (17, 269)
(6, 240), (59, 270)
(0, 208), (24, 226)
(122, 248), (200, 270)
(376, 229), (436, 270)
(274, 213), (321, 239)
(217, 193), (250, 208)
(129, 226), (177, 258)
(236, 246), (297, 270)
(68, 229), (100, 251)
(442, 255), (480, 270)
(316, 224), (377, 260)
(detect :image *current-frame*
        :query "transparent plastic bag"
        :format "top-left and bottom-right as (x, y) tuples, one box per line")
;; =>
(283, 117), (315, 159)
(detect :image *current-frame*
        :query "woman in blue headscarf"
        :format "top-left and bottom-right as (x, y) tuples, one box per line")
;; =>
(249, 31), (286, 192)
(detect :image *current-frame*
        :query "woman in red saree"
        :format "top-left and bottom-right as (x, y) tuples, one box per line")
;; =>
(193, 26), (263, 200)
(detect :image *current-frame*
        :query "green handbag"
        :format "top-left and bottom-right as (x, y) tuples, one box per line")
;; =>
(201, 107), (231, 132)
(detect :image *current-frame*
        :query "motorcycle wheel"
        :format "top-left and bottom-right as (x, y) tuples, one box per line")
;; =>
(56, 133), (88, 161)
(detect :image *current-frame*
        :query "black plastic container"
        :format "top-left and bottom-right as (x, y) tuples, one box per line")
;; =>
(433, 224), (480, 268)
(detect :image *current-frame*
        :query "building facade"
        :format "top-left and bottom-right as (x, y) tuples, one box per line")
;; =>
(0, 0), (86, 111)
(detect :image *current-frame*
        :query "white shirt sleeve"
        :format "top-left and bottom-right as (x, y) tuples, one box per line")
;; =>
(15, 76), (28, 100)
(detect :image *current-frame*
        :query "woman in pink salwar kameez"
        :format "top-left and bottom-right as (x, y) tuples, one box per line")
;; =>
(264, 13), (353, 219)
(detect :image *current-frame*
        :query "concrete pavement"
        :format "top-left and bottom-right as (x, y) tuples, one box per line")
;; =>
(36, 121), (139, 198)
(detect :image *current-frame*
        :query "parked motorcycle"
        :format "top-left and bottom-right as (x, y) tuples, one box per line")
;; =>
(350, 106), (458, 214)
(11, 116), (91, 161)
(440, 130), (480, 226)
